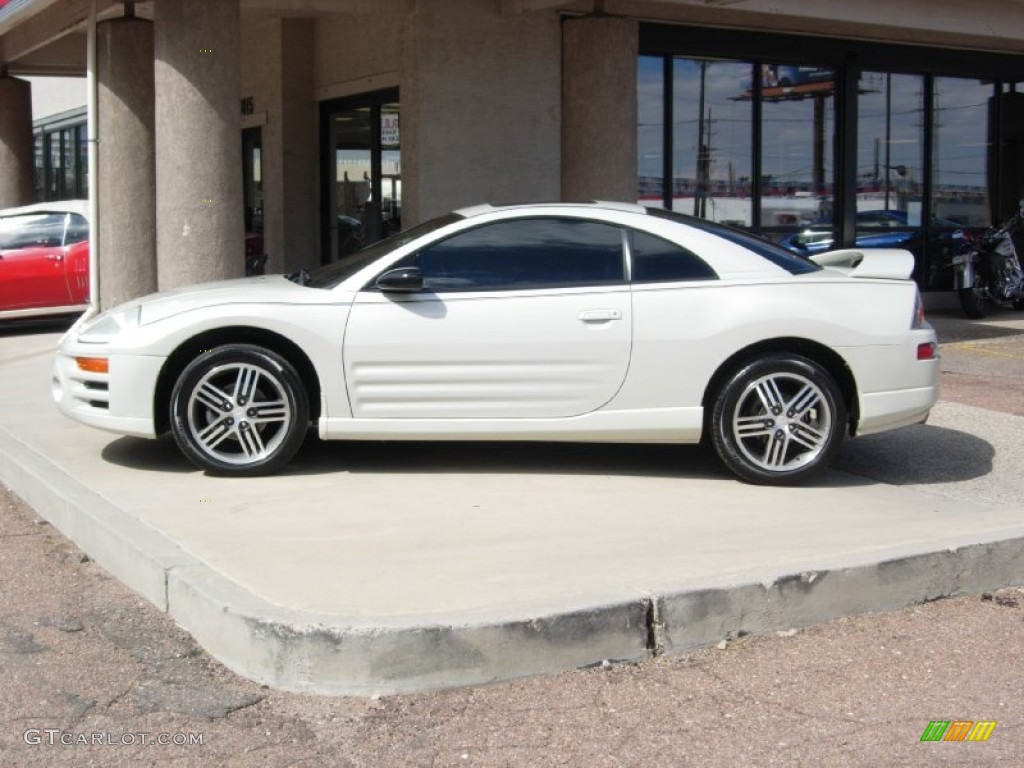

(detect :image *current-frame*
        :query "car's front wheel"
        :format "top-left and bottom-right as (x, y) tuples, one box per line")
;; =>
(170, 344), (309, 475)
(710, 354), (846, 485)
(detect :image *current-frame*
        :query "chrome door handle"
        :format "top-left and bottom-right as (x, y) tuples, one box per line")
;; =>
(578, 309), (622, 322)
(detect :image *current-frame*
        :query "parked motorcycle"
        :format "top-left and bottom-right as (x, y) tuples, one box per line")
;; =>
(951, 202), (1024, 318)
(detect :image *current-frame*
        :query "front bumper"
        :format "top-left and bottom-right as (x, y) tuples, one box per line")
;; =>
(52, 349), (164, 438)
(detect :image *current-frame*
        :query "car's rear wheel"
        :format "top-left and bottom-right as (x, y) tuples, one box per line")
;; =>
(711, 354), (846, 485)
(170, 344), (309, 476)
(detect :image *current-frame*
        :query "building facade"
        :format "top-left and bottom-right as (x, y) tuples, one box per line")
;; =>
(2, 0), (1023, 308)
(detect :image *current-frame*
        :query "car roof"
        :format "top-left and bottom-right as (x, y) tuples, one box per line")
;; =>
(0, 199), (90, 221)
(455, 201), (649, 218)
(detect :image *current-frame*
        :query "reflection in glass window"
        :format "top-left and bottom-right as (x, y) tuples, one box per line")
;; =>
(673, 59), (753, 226)
(380, 103), (402, 239)
(62, 128), (75, 201)
(76, 125), (88, 198)
(853, 73), (926, 264)
(47, 133), (60, 199)
(858, 73), (924, 222)
(637, 56), (665, 206)
(34, 133), (44, 201)
(933, 77), (992, 227)
(759, 64), (835, 235)
(65, 214), (89, 245)
(0, 214), (67, 251)
(414, 218), (625, 292)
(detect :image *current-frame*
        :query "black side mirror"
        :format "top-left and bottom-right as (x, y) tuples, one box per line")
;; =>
(376, 266), (424, 293)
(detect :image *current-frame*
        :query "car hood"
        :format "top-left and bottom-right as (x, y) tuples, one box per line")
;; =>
(127, 275), (338, 325)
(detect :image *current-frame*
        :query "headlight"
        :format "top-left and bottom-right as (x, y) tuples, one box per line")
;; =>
(76, 305), (142, 343)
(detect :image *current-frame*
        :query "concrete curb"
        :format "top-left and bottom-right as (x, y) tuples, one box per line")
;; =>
(2, 419), (1023, 696)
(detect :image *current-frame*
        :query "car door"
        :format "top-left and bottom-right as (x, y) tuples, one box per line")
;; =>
(343, 216), (632, 419)
(0, 212), (74, 310)
(62, 213), (90, 304)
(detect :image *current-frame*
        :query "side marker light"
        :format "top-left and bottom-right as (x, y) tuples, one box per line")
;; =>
(75, 357), (109, 374)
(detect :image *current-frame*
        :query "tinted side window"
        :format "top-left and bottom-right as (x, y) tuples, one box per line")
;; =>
(0, 214), (66, 250)
(414, 218), (625, 292)
(647, 207), (821, 275)
(630, 230), (717, 283)
(65, 214), (89, 245)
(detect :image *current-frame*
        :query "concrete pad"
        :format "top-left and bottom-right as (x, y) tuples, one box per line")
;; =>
(0, 328), (1022, 695)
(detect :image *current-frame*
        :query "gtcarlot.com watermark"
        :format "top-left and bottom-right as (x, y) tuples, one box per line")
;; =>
(23, 729), (203, 747)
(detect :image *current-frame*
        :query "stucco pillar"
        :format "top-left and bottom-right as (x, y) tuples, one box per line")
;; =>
(401, 0), (561, 226)
(154, 0), (244, 289)
(0, 74), (34, 209)
(98, 17), (156, 309)
(561, 16), (638, 202)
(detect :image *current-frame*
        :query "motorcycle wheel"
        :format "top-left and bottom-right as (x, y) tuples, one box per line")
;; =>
(959, 286), (992, 319)
(1013, 298), (1024, 311)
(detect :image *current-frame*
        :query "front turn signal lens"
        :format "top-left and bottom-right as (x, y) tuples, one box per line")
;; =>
(75, 357), (109, 374)
(916, 342), (937, 361)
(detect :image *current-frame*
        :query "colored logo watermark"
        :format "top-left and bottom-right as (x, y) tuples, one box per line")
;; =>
(920, 720), (996, 742)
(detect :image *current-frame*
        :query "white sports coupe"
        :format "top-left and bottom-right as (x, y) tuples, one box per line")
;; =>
(52, 202), (939, 484)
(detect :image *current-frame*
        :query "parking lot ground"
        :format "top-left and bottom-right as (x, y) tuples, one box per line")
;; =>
(2, 469), (1022, 767)
(927, 298), (1024, 417)
(0, 296), (1022, 765)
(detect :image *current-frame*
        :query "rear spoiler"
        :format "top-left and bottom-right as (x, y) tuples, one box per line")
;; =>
(809, 248), (915, 280)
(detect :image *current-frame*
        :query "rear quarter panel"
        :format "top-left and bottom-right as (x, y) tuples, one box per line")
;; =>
(610, 275), (923, 411)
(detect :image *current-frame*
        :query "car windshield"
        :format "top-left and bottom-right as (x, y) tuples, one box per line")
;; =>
(305, 212), (464, 289)
(647, 207), (821, 275)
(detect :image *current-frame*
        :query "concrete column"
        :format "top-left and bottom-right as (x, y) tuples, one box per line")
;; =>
(0, 74), (34, 209)
(401, 0), (561, 226)
(561, 16), (638, 202)
(240, 17), (317, 274)
(155, 0), (244, 289)
(98, 17), (156, 310)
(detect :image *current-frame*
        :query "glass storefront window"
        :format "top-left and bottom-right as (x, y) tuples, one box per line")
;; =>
(852, 73), (926, 262)
(674, 59), (753, 226)
(637, 45), (1017, 288)
(858, 73), (924, 219)
(380, 103), (401, 239)
(76, 124), (88, 198)
(34, 132), (44, 201)
(61, 128), (75, 200)
(933, 77), (992, 228)
(321, 90), (400, 264)
(637, 56), (664, 207)
(637, 56), (831, 232)
(47, 132), (60, 199)
(330, 106), (373, 260)
(759, 64), (835, 238)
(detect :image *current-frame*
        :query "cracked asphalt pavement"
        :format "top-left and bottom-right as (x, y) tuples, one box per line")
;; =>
(1, 299), (1023, 767)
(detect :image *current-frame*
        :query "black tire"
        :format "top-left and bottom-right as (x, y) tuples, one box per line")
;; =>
(1013, 298), (1024, 311)
(958, 286), (991, 319)
(710, 354), (846, 485)
(170, 344), (309, 476)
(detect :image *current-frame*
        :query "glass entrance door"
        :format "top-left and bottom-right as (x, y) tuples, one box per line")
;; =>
(320, 90), (400, 264)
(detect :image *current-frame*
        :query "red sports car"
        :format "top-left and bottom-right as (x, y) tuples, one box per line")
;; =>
(0, 200), (90, 319)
